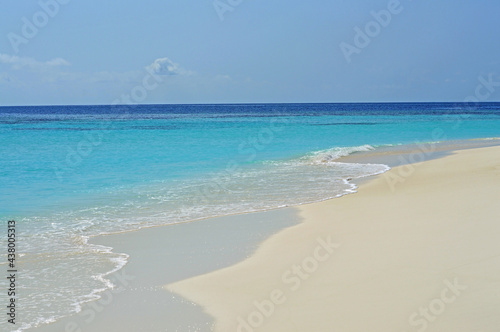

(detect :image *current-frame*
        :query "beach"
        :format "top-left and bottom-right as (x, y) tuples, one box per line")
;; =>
(33, 209), (301, 332)
(3, 1), (500, 329)
(33, 142), (500, 331)
(166, 144), (500, 332)
(5, 103), (500, 331)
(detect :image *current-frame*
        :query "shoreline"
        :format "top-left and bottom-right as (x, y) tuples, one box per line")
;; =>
(32, 139), (500, 331)
(167, 144), (500, 331)
(34, 209), (302, 332)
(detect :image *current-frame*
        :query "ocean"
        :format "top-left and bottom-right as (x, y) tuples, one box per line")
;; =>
(1, 102), (500, 330)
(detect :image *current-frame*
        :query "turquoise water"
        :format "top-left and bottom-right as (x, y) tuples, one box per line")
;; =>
(1, 102), (500, 330)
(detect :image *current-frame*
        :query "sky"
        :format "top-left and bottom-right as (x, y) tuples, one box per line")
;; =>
(0, 0), (499, 106)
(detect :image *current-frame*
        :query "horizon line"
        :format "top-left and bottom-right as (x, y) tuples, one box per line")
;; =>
(2, 101), (500, 108)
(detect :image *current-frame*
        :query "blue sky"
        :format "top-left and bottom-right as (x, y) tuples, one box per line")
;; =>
(0, 0), (499, 105)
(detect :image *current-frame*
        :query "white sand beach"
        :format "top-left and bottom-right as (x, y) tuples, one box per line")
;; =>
(167, 145), (500, 332)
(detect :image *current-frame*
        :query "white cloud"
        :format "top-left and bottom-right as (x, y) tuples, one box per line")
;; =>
(45, 58), (71, 67)
(0, 53), (70, 70)
(215, 74), (231, 81)
(146, 57), (192, 76)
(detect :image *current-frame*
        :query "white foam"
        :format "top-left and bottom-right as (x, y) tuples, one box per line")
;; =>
(308, 144), (376, 164)
(11, 144), (392, 331)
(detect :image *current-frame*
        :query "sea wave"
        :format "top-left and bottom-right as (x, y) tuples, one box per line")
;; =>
(3, 144), (390, 331)
(306, 144), (376, 164)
